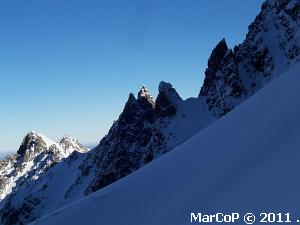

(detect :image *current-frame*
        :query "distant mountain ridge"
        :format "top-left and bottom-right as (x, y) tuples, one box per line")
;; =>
(0, 0), (300, 224)
(31, 60), (300, 225)
(0, 132), (88, 201)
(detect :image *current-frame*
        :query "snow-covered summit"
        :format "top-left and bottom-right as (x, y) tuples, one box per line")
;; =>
(58, 135), (89, 155)
(0, 132), (88, 201)
(17, 131), (56, 157)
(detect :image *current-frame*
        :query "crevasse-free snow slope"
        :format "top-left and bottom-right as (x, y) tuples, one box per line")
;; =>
(32, 62), (300, 225)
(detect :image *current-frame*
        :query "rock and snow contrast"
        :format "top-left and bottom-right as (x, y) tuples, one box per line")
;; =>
(0, 0), (299, 224)
(0, 132), (88, 202)
(30, 61), (300, 225)
(200, 0), (300, 116)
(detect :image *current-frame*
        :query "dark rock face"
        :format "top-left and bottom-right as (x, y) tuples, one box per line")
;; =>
(200, 40), (245, 116)
(156, 82), (182, 118)
(2, 1), (300, 225)
(17, 132), (47, 159)
(200, 0), (300, 117)
(65, 84), (182, 197)
(156, 93), (177, 117)
(84, 86), (180, 194)
(1, 196), (40, 225)
(0, 133), (87, 225)
(206, 39), (229, 76)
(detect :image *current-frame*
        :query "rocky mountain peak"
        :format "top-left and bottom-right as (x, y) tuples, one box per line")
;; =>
(200, 0), (300, 117)
(155, 82), (182, 118)
(207, 38), (229, 74)
(17, 131), (49, 157)
(3, 1), (300, 225)
(199, 39), (245, 117)
(138, 85), (155, 108)
(121, 91), (154, 127)
(58, 135), (88, 154)
(126, 93), (137, 105)
(158, 82), (182, 102)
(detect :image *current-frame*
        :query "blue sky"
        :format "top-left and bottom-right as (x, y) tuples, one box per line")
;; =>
(0, 0), (264, 151)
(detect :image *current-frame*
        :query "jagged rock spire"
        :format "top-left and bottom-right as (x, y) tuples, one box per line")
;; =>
(199, 38), (230, 98)
(199, 0), (300, 118)
(158, 82), (182, 104)
(156, 81), (182, 118)
(199, 39), (244, 117)
(206, 38), (229, 76)
(138, 85), (155, 108)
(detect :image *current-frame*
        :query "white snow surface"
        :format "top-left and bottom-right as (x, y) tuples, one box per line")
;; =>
(0, 133), (88, 201)
(32, 63), (300, 224)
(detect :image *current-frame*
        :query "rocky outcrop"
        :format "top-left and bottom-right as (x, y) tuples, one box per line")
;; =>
(58, 135), (89, 154)
(72, 84), (182, 195)
(138, 85), (156, 108)
(200, 39), (245, 116)
(156, 82), (182, 118)
(0, 84), (186, 225)
(1, 1), (300, 224)
(201, 0), (300, 117)
(0, 132), (88, 225)
(17, 132), (47, 158)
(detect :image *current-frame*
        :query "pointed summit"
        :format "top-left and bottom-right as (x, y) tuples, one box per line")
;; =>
(138, 85), (155, 107)
(122, 93), (137, 115)
(128, 93), (136, 101)
(158, 82), (182, 105)
(207, 38), (229, 75)
(58, 135), (88, 154)
(155, 81), (182, 118)
(199, 38), (244, 116)
(17, 132), (53, 157)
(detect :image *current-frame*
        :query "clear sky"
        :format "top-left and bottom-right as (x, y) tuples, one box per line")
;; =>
(0, 0), (264, 152)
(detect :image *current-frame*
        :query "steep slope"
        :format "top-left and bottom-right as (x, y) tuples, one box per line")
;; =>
(32, 61), (300, 225)
(0, 132), (59, 201)
(0, 132), (88, 224)
(0, 83), (213, 225)
(60, 82), (212, 199)
(1, 0), (300, 224)
(200, 0), (300, 116)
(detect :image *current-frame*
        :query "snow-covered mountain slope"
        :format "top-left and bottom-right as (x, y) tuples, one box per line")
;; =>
(32, 61), (300, 225)
(200, 0), (300, 116)
(78, 82), (213, 196)
(0, 132), (88, 202)
(1, 0), (300, 224)
(57, 135), (88, 155)
(0, 84), (214, 225)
